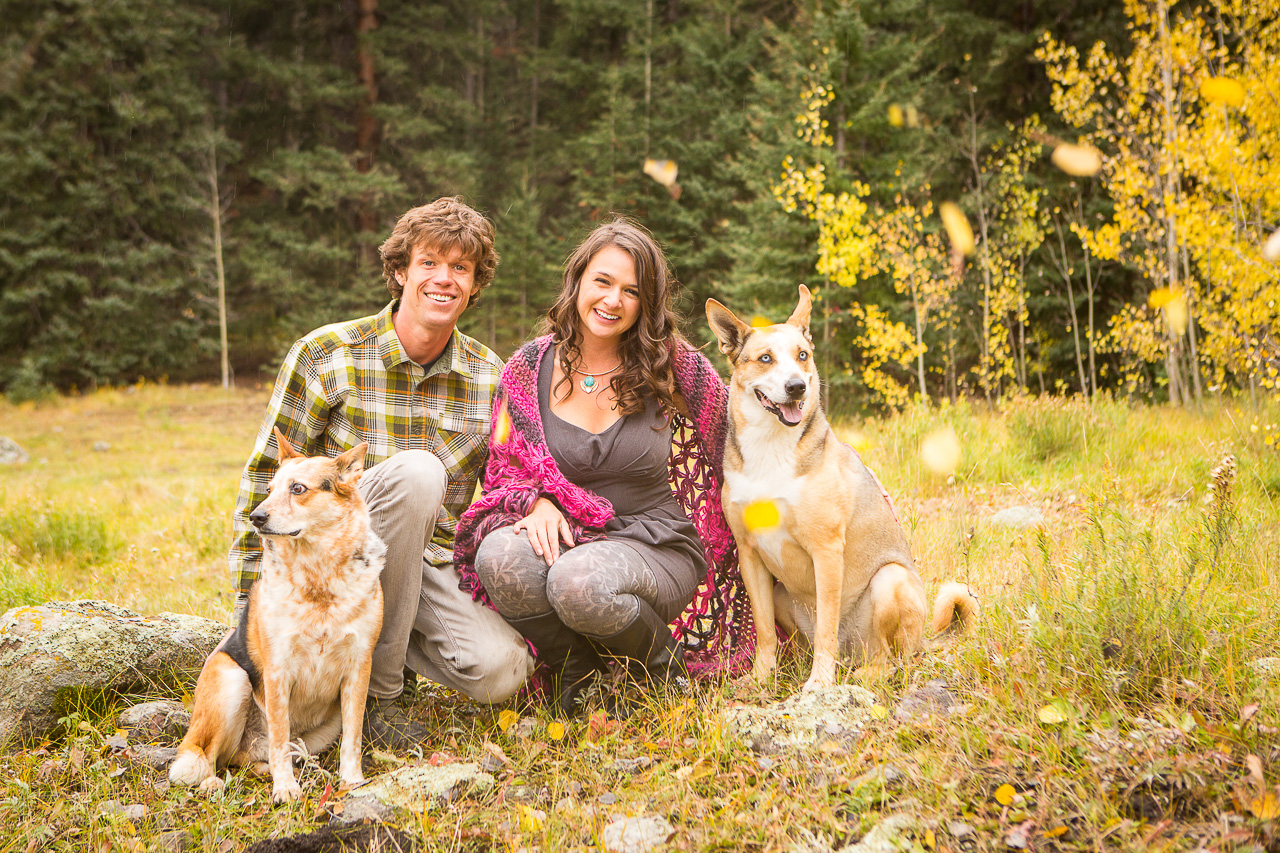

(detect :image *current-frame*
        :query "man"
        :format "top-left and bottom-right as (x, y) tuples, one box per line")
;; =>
(229, 197), (534, 749)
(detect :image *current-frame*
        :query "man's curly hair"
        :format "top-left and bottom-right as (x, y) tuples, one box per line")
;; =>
(379, 197), (499, 307)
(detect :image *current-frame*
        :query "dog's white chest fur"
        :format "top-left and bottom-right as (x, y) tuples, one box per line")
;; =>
(724, 430), (808, 578)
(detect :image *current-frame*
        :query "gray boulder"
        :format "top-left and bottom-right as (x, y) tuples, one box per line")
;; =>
(0, 600), (225, 747)
(990, 506), (1045, 529)
(0, 437), (28, 465)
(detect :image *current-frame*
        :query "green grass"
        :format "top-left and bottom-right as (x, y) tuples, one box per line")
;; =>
(0, 384), (1277, 851)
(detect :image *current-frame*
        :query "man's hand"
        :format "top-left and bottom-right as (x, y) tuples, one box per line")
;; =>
(512, 497), (575, 565)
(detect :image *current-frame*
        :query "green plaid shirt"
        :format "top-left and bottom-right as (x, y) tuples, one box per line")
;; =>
(229, 300), (502, 596)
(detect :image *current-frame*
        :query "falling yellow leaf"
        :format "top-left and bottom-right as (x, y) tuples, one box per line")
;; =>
(1200, 76), (1245, 107)
(1263, 229), (1280, 262)
(1150, 289), (1189, 335)
(939, 202), (975, 256)
(643, 158), (679, 187)
(888, 104), (905, 127)
(546, 721), (566, 742)
(497, 709), (519, 733)
(994, 783), (1016, 806)
(743, 500), (781, 531)
(493, 404), (512, 446)
(1050, 143), (1103, 177)
(920, 426), (961, 474)
(751, 314), (772, 328)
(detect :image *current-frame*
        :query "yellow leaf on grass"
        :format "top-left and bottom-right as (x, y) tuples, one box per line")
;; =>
(994, 783), (1016, 806)
(1200, 76), (1245, 107)
(516, 803), (547, 831)
(743, 500), (781, 531)
(546, 721), (566, 741)
(939, 202), (975, 256)
(1043, 826), (1069, 838)
(1249, 793), (1280, 820)
(1038, 702), (1070, 725)
(870, 704), (889, 721)
(923, 828), (936, 849)
(497, 709), (519, 733)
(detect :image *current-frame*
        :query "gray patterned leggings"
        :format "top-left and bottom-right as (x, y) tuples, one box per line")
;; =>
(474, 526), (680, 637)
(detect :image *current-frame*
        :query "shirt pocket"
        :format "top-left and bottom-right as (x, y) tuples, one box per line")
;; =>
(435, 411), (491, 505)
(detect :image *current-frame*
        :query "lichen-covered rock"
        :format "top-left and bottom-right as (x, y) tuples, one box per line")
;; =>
(722, 685), (878, 753)
(601, 815), (674, 853)
(357, 763), (495, 812)
(0, 437), (29, 465)
(0, 600), (225, 747)
(119, 699), (191, 741)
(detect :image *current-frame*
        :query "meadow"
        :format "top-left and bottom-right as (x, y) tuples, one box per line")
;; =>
(0, 383), (1278, 852)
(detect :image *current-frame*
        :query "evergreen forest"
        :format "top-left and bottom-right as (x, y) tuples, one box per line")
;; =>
(4, 0), (1277, 411)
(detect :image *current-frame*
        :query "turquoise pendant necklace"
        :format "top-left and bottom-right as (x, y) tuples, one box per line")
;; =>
(575, 361), (622, 394)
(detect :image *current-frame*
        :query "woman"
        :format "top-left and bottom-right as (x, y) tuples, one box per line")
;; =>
(453, 219), (752, 715)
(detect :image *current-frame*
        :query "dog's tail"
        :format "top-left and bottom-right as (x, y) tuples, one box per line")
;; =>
(169, 746), (214, 787)
(930, 581), (979, 636)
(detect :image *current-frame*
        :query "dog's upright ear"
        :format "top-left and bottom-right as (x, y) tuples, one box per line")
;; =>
(273, 427), (303, 462)
(706, 298), (752, 361)
(786, 285), (813, 340)
(333, 443), (368, 487)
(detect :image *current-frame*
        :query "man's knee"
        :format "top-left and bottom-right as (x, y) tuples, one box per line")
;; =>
(446, 635), (534, 704)
(367, 450), (446, 498)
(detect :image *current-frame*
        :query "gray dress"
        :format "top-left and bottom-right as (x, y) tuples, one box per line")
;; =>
(539, 345), (705, 614)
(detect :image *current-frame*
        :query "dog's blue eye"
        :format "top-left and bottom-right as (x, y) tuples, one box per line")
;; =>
(799, 351), (809, 361)
(290, 483), (307, 495)
(760, 354), (772, 363)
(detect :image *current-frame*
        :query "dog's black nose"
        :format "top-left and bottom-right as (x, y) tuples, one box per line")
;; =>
(784, 377), (807, 400)
(249, 508), (269, 527)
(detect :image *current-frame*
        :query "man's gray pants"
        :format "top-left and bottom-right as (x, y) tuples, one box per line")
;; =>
(359, 450), (533, 702)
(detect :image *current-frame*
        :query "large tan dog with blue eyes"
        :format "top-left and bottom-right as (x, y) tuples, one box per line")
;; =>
(707, 285), (975, 692)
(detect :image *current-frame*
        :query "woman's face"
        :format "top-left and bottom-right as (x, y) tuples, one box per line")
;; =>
(574, 246), (641, 347)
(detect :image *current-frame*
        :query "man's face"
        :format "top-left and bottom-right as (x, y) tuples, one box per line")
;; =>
(395, 243), (478, 339)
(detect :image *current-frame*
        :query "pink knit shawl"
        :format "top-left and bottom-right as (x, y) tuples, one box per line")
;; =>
(454, 335), (755, 678)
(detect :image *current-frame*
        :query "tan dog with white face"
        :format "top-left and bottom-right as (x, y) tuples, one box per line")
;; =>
(170, 431), (385, 803)
(707, 286), (974, 692)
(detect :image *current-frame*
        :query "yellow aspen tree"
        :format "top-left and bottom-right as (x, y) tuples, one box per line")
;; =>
(773, 56), (918, 409)
(1036, 0), (1280, 402)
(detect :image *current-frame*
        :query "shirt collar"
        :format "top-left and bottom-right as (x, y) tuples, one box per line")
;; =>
(379, 299), (473, 378)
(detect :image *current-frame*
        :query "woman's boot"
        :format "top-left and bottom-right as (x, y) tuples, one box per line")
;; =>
(508, 612), (607, 717)
(590, 602), (689, 688)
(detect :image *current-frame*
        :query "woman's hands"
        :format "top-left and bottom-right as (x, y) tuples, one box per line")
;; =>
(512, 497), (575, 565)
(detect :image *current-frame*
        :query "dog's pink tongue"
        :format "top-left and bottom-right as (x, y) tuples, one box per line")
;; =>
(779, 401), (803, 424)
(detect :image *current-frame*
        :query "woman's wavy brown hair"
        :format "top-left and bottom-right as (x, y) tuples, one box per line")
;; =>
(542, 218), (686, 418)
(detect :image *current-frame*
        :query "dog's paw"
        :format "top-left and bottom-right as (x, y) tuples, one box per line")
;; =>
(338, 774), (368, 791)
(271, 781), (303, 804)
(801, 675), (836, 693)
(197, 775), (226, 796)
(750, 658), (777, 682)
